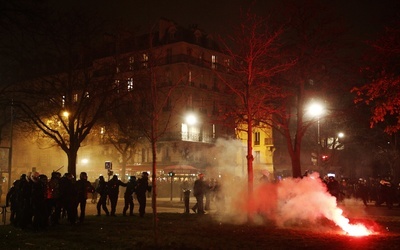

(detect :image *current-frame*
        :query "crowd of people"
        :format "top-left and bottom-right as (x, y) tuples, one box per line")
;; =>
(4, 171), (150, 231)
(304, 171), (400, 209)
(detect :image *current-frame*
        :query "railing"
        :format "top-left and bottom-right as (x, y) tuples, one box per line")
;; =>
(94, 54), (231, 76)
(160, 132), (215, 143)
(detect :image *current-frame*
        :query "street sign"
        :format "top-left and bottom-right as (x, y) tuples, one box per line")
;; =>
(105, 161), (112, 170)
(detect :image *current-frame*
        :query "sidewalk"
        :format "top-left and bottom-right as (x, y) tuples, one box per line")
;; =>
(85, 197), (198, 215)
(0, 196), (206, 225)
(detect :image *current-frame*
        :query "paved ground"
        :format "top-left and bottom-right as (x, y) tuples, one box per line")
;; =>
(0, 196), (200, 225)
(84, 196), (202, 215)
(2, 196), (400, 226)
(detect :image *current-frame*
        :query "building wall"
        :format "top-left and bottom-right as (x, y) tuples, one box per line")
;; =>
(236, 122), (275, 179)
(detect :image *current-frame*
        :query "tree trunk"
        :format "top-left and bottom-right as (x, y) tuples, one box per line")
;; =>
(151, 139), (158, 244)
(247, 120), (254, 196)
(121, 152), (127, 182)
(67, 148), (78, 177)
(290, 151), (302, 178)
(246, 117), (254, 222)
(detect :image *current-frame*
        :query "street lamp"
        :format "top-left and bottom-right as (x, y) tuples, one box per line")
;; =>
(307, 102), (325, 171)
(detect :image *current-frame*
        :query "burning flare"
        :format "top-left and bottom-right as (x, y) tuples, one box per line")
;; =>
(330, 208), (372, 236)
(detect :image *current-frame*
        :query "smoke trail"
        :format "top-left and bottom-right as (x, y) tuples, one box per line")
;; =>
(215, 172), (373, 235)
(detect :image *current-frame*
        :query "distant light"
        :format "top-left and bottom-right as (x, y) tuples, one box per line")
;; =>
(63, 111), (69, 118)
(338, 132), (344, 138)
(185, 114), (197, 125)
(81, 158), (89, 165)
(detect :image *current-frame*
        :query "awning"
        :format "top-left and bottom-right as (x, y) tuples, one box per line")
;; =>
(164, 165), (200, 174)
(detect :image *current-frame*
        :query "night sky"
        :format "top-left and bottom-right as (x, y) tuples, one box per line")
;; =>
(53, 0), (399, 40)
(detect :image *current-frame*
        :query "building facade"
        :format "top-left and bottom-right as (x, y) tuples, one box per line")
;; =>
(7, 18), (275, 184)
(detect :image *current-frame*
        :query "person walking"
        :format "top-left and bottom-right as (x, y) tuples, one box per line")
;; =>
(136, 172), (149, 217)
(96, 176), (110, 216)
(192, 173), (206, 214)
(108, 175), (127, 216)
(47, 171), (62, 225)
(123, 176), (137, 216)
(75, 172), (95, 223)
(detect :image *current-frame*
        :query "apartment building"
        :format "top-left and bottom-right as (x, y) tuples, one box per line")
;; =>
(9, 18), (275, 182)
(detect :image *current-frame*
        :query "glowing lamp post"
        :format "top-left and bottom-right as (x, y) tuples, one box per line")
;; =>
(307, 102), (325, 171)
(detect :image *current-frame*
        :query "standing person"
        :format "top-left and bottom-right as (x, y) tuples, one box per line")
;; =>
(31, 174), (48, 230)
(47, 171), (62, 225)
(108, 175), (127, 216)
(204, 178), (214, 211)
(356, 178), (369, 206)
(6, 180), (18, 225)
(123, 176), (137, 216)
(96, 176), (109, 216)
(327, 176), (341, 202)
(192, 173), (206, 214)
(213, 178), (225, 213)
(19, 172), (33, 229)
(75, 172), (94, 223)
(59, 173), (76, 224)
(12, 174), (26, 227)
(136, 172), (149, 217)
(180, 181), (190, 202)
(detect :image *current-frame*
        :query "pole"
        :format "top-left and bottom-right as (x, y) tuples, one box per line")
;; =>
(7, 101), (13, 190)
(317, 117), (321, 174)
(170, 175), (173, 201)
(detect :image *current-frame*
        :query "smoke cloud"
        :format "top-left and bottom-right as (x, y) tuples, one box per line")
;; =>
(213, 172), (369, 234)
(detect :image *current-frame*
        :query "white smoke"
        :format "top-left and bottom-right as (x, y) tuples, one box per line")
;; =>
(205, 138), (371, 235)
(213, 172), (368, 232)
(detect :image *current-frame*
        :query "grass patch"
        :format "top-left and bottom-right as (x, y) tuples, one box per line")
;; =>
(0, 213), (399, 249)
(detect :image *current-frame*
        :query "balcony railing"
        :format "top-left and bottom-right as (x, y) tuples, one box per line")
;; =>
(160, 132), (215, 143)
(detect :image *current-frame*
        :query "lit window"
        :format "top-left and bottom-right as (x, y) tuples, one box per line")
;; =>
(211, 55), (217, 69)
(255, 151), (260, 163)
(62, 96), (65, 108)
(254, 132), (261, 146)
(212, 124), (216, 138)
(127, 78), (134, 91)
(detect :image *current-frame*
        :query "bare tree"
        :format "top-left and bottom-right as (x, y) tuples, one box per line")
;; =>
(270, 0), (351, 178)
(129, 30), (186, 243)
(218, 9), (295, 200)
(100, 100), (145, 182)
(10, 9), (119, 177)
